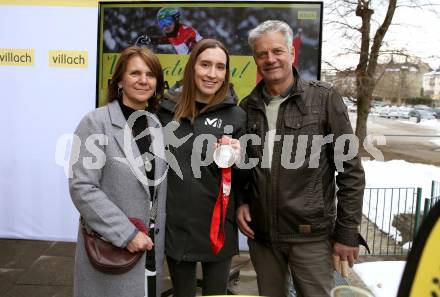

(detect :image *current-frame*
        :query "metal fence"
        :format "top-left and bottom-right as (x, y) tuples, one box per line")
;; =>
(360, 182), (440, 257)
(421, 180), (440, 219)
(359, 187), (421, 256)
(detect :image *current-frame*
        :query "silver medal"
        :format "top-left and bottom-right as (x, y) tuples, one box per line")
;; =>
(213, 144), (236, 168)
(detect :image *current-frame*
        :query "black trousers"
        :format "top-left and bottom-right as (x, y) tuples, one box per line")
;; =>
(147, 275), (156, 297)
(166, 256), (232, 297)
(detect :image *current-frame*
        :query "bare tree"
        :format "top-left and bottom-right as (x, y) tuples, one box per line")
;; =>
(354, 0), (396, 142)
(324, 0), (438, 142)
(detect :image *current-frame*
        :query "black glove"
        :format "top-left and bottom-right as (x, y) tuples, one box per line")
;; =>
(135, 34), (153, 48)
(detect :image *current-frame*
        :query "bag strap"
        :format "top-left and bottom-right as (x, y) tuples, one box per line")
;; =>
(80, 217), (102, 238)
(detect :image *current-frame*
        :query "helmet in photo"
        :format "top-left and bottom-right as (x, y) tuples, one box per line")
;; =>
(156, 7), (180, 24)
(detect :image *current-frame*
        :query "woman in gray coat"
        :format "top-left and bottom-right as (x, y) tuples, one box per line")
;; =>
(69, 46), (167, 297)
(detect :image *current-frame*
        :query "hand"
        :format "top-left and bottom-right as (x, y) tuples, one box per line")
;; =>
(237, 204), (254, 239)
(229, 138), (241, 163)
(126, 231), (154, 253)
(332, 242), (359, 277)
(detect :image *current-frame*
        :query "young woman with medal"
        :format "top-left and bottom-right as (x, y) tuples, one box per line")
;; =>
(157, 39), (248, 297)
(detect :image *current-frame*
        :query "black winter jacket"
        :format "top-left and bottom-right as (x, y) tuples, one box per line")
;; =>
(240, 70), (365, 247)
(157, 83), (247, 261)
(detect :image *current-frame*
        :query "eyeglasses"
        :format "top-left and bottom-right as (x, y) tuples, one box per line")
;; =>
(158, 17), (174, 29)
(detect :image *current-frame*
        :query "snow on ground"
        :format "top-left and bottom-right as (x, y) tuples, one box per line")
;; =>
(399, 118), (440, 146)
(356, 161), (440, 297)
(363, 160), (440, 193)
(431, 139), (440, 146)
(353, 261), (406, 297)
(418, 119), (440, 130)
(402, 241), (412, 251)
(362, 160), (440, 242)
(400, 118), (440, 130)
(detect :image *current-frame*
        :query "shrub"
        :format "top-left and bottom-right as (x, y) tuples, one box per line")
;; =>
(403, 96), (433, 106)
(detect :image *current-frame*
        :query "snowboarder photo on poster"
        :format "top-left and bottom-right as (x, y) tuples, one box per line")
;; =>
(135, 7), (203, 55)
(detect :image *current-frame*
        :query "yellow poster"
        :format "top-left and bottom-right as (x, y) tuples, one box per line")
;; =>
(99, 54), (257, 106)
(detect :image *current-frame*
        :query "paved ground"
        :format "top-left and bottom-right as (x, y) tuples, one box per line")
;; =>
(0, 238), (361, 297)
(0, 239), (74, 297)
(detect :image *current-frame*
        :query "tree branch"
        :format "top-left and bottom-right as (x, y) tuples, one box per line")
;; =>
(367, 0), (397, 78)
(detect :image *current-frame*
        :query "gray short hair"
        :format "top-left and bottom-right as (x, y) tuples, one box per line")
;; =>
(248, 20), (293, 53)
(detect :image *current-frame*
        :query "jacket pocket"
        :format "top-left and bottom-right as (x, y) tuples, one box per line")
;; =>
(284, 113), (319, 134)
(282, 114), (320, 168)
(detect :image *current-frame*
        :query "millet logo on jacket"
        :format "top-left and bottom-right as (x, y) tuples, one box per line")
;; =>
(204, 118), (222, 128)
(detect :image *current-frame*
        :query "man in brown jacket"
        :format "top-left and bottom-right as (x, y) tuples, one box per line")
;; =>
(237, 20), (365, 297)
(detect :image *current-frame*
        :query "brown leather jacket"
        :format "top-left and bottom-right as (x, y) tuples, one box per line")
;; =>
(239, 71), (365, 247)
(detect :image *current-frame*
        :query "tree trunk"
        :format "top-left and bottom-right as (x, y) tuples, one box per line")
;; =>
(354, 0), (373, 142)
(354, 0), (397, 142)
(355, 77), (373, 143)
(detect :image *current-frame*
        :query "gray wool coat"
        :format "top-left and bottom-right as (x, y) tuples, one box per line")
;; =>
(69, 100), (167, 297)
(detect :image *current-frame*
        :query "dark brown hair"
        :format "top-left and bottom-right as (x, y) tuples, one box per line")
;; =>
(106, 46), (164, 112)
(174, 39), (230, 121)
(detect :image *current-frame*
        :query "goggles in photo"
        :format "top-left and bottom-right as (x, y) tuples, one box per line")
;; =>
(158, 17), (174, 29)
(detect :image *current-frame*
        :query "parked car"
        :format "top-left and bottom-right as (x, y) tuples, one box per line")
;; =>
(343, 97), (357, 113)
(397, 107), (411, 119)
(408, 109), (435, 122)
(379, 107), (399, 119)
(348, 105), (357, 113)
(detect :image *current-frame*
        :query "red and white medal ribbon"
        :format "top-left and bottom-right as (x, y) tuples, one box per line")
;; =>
(209, 167), (231, 255)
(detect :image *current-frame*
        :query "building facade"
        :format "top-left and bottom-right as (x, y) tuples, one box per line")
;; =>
(322, 55), (433, 105)
(423, 68), (440, 100)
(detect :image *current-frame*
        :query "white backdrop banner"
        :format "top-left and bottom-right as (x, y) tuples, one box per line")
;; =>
(0, 3), (98, 241)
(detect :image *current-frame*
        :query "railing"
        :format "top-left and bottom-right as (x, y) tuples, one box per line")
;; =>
(360, 182), (440, 257)
(359, 187), (421, 256)
(422, 180), (440, 219)
(430, 180), (440, 208)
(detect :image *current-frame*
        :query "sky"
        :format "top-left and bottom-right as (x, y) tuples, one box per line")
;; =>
(320, 0), (440, 70)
